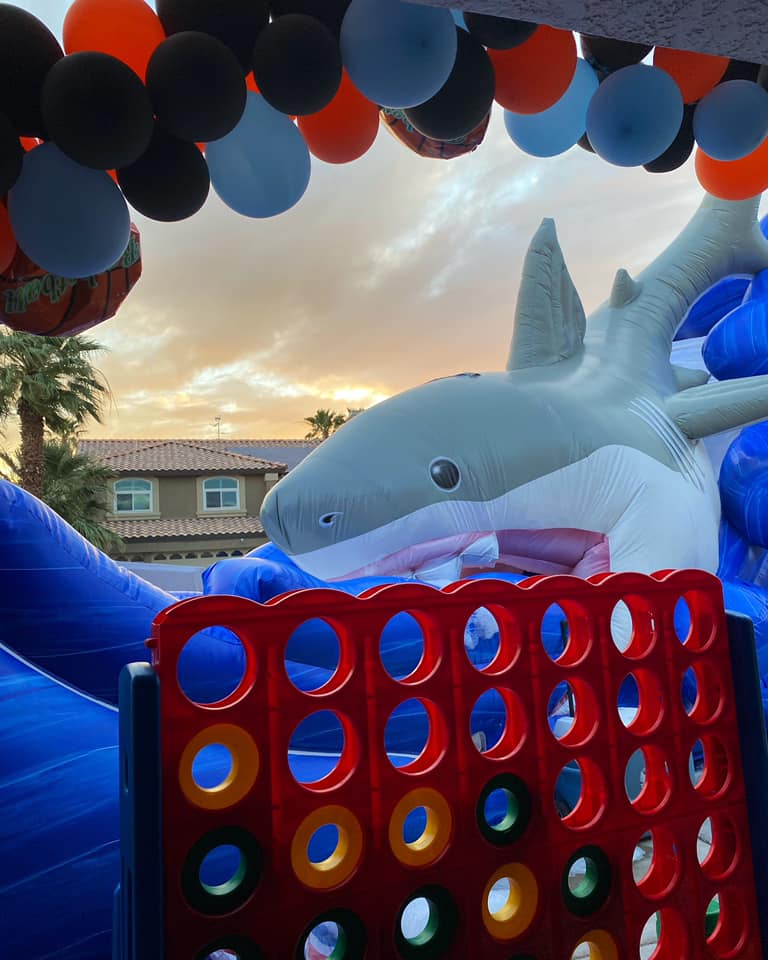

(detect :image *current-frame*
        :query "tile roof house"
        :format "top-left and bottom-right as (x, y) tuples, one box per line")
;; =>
(78, 438), (320, 565)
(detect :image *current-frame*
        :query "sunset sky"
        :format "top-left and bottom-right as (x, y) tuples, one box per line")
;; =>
(13, 2), (741, 441)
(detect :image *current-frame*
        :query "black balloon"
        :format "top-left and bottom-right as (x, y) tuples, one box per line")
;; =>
(252, 15), (342, 116)
(156, 0), (269, 74)
(147, 32), (246, 143)
(269, 0), (351, 39)
(577, 132), (595, 153)
(0, 113), (23, 195)
(117, 128), (210, 222)
(0, 5), (63, 137)
(643, 106), (694, 173)
(404, 29), (494, 142)
(580, 34), (652, 72)
(757, 64), (768, 92)
(722, 59), (761, 83)
(41, 52), (154, 170)
(462, 12), (537, 50)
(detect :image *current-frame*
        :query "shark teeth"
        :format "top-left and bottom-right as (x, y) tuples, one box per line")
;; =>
(415, 533), (499, 585)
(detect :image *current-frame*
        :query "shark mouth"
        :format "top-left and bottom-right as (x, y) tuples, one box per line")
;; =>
(334, 528), (611, 584)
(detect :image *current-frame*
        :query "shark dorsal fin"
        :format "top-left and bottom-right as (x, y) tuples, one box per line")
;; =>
(610, 268), (641, 308)
(507, 218), (586, 371)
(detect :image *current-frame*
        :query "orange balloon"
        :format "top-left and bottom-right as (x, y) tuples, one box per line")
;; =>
(654, 47), (728, 103)
(246, 72), (260, 93)
(490, 26), (577, 114)
(20, 137), (41, 151)
(298, 71), (378, 164)
(0, 204), (16, 274)
(695, 139), (768, 200)
(63, 0), (165, 80)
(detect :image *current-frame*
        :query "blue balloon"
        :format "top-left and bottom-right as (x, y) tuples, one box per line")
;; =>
(675, 274), (751, 341)
(505, 58), (598, 158)
(206, 92), (311, 219)
(704, 299), (768, 379)
(749, 267), (768, 302)
(340, 0), (457, 109)
(450, 8), (468, 31)
(586, 64), (683, 167)
(8, 143), (130, 279)
(693, 80), (768, 161)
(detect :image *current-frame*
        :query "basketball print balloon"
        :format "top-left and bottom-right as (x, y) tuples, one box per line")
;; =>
(0, 222), (142, 336)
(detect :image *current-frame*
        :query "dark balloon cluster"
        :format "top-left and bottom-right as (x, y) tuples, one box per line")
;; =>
(1, 0), (768, 283)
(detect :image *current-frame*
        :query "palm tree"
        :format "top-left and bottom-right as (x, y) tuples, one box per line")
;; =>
(0, 438), (123, 552)
(0, 331), (111, 498)
(304, 408), (347, 440)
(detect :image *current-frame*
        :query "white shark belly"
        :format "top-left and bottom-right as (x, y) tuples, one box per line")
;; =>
(293, 444), (721, 581)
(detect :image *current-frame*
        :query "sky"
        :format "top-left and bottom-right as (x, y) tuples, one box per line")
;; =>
(10, 1), (728, 441)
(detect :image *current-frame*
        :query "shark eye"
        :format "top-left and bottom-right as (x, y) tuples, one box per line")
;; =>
(429, 457), (461, 491)
(319, 512), (342, 528)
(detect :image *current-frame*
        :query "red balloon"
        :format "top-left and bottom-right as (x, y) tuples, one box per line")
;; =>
(298, 71), (378, 163)
(0, 204), (16, 273)
(695, 139), (768, 201)
(20, 137), (42, 151)
(0, 224), (142, 336)
(490, 25), (576, 114)
(63, 0), (165, 80)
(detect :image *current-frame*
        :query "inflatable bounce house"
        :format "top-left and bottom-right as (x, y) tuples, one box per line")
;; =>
(5, 189), (768, 958)
(6, 0), (768, 956)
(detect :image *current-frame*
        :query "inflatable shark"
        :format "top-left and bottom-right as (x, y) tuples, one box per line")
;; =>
(261, 195), (768, 583)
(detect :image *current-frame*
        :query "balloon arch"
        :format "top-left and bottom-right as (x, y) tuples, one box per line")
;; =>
(1, 0), (768, 282)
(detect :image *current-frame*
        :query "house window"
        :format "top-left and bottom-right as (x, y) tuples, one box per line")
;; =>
(114, 478), (152, 513)
(203, 476), (240, 510)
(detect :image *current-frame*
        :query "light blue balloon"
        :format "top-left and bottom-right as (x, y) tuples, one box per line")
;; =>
(505, 58), (598, 158)
(586, 64), (683, 167)
(340, 0), (458, 109)
(450, 8), (468, 31)
(206, 93), (311, 219)
(693, 80), (768, 162)
(8, 143), (130, 279)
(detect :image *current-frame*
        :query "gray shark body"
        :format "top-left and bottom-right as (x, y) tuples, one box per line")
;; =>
(262, 195), (768, 582)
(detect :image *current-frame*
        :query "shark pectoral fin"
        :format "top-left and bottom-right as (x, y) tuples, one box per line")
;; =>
(672, 365), (710, 390)
(609, 268), (642, 308)
(507, 217), (586, 371)
(665, 375), (768, 438)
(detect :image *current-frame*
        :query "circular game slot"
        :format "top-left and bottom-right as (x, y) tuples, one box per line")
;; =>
(182, 827), (262, 916)
(570, 929), (619, 960)
(698, 814), (740, 881)
(482, 863), (539, 941)
(617, 670), (664, 737)
(554, 758), (607, 831)
(286, 618), (347, 695)
(380, 612), (433, 683)
(674, 591), (717, 651)
(470, 687), (527, 758)
(706, 890), (749, 957)
(632, 827), (680, 899)
(476, 773), (532, 846)
(177, 626), (250, 706)
(681, 663), (724, 725)
(180, 724), (259, 811)
(541, 602), (591, 666)
(464, 606), (520, 673)
(389, 788), (452, 868)
(562, 845), (612, 916)
(385, 698), (447, 775)
(611, 597), (656, 660)
(298, 910), (366, 960)
(196, 936), (263, 960)
(625, 747), (672, 816)
(395, 886), (457, 958)
(640, 908), (688, 960)
(288, 710), (358, 791)
(548, 678), (599, 748)
(689, 735), (731, 799)
(291, 805), (363, 891)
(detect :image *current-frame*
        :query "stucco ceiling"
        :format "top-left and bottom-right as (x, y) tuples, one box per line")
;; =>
(415, 0), (768, 63)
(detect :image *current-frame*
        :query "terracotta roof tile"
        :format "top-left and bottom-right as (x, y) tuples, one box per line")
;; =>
(105, 515), (265, 540)
(79, 439), (287, 474)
